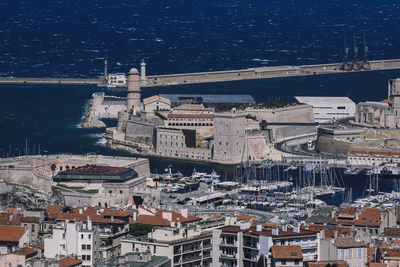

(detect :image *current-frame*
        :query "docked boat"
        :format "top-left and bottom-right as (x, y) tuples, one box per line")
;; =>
(367, 162), (400, 178)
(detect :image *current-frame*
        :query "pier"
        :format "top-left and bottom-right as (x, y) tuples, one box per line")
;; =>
(1, 59), (400, 87)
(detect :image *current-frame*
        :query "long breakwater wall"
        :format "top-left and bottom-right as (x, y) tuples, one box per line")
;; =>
(1, 59), (400, 87)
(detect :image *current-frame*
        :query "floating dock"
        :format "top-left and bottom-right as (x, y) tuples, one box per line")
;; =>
(1, 59), (400, 87)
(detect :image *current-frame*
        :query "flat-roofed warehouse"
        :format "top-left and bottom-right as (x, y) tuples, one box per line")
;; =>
(54, 164), (138, 183)
(295, 96), (355, 123)
(159, 94), (255, 108)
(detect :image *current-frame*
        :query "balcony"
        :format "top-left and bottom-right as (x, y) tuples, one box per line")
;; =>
(220, 253), (237, 259)
(182, 255), (202, 263)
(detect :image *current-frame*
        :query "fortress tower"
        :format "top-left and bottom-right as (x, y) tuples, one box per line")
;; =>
(127, 68), (141, 115)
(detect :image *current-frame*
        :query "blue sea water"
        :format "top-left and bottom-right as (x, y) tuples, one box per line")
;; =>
(1, 0), (400, 204)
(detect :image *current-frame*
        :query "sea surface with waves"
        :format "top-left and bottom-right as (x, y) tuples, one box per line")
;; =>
(1, 0), (400, 204)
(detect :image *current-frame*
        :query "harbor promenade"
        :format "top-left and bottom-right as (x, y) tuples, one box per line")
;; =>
(1, 59), (400, 87)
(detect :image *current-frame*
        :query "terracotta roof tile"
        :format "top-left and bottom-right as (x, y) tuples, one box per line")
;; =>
(57, 257), (82, 267)
(235, 214), (254, 221)
(32, 242), (44, 250)
(380, 247), (400, 259)
(13, 247), (37, 257)
(369, 264), (388, 267)
(143, 95), (171, 105)
(308, 262), (348, 267)
(383, 227), (400, 237)
(103, 208), (132, 218)
(355, 208), (382, 227)
(271, 245), (303, 259)
(21, 216), (40, 223)
(167, 113), (214, 119)
(0, 225), (26, 243)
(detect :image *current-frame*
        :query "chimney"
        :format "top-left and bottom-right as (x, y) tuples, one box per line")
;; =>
(177, 222), (181, 228)
(87, 216), (92, 231)
(181, 209), (188, 219)
(272, 227), (279, 236)
(133, 211), (137, 221)
(162, 211), (172, 222)
(334, 230), (338, 239)
(111, 216), (114, 222)
(79, 208), (83, 214)
(256, 224), (262, 232)
(170, 221), (175, 227)
(294, 225), (300, 233)
(282, 225), (288, 232)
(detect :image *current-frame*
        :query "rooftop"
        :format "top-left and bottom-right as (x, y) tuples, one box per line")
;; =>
(143, 95), (171, 105)
(54, 164), (137, 182)
(219, 225), (317, 238)
(0, 225), (26, 243)
(271, 245), (303, 259)
(57, 257), (82, 267)
(334, 236), (365, 248)
(295, 96), (355, 105)
(160, 94), (255, 105)
(355, 208), (382, 227)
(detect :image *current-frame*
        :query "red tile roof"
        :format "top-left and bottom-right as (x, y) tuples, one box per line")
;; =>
(13, 247), (37, 257)
(59, 164), (131, 175)
(57, 257), (82, 267)
(0, 225), (26, 243)
(308, 262), (348, 267)
(355, 208), (382, 227)
(21, 216), (40, 223)
(55, 213), (124, 224)
(383, 227), (400, 237)
(135, 208), (201, 226)
(167, 113), (214, 119)
(103, 208), (132, 218)
(271, 245), (303, 259)
(380, 247), (400, 259)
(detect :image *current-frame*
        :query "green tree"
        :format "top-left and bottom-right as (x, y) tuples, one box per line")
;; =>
(111, 225), (119, 234)
(50, 164), (56, 177)
(129, 223), (153, 237)
(62, 206), (72, 213)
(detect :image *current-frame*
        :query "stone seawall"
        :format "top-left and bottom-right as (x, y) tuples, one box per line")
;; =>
(81, 98), (106, 128)
(0, 165), (52, 193)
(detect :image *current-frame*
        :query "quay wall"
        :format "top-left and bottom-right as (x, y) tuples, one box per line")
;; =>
(1, 59), (400, 87)
(0, 165), (52, 193)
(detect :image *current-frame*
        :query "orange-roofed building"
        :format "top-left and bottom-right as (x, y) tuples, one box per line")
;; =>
(134, 206), (201, 226)
(0, 225), (29, 254)
(57, 257), (82, 267)
(270, 245), (303, 267)
(377, 247), (400, 266)
(308, 261), (348, 267)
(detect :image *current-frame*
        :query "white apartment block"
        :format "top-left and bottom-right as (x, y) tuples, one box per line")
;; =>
(121, 226), (212, 267)
(212, 224), (318, 266)
(44, 217), (99, 267)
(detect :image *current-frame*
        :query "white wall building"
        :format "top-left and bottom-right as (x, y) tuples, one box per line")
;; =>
(107, 73), (127, 87)
(295, 96), (355, 123)
(44, 217), (99, 267)
(121, 226), (212, 267)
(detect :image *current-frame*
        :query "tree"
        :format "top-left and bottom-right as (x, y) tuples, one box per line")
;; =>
(129, 223), (153, 237)
(111, 225), (119, 234)
(50, 164), (56, 177)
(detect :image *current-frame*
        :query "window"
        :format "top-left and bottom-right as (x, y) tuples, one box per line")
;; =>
(82, 255), (86, 260)
(337, 106), (346, 109)
(82, 244), (86, 250)
(281, 259), (286, 265)
(358, 248), (362, 258)
(86, 255), (91, 261)
(294, 260), (299, 265)
(62, 233), (66, 239)
(154, 246), (156, 253)
(340, 249), (344, 259)
(88, 234), (91, 239)
(348, 248), (352, 258)
(81, 234), (84, 239)
(87, 245), (91, 250)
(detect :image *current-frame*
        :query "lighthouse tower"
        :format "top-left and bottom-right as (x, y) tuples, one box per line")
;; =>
(140, 60), (147, 86)
(127, 68), (141, 115)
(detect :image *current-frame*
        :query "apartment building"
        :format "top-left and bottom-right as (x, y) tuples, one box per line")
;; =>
(121, 226), (212, 267)
(44, 217), (100, 267)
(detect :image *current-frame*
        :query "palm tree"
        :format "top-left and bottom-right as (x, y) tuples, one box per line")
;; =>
(50, 164), (56, 177)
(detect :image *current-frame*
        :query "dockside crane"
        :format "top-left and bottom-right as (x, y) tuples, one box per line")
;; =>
(339, 35), (351, 71)
(351, 33), (361, 70)
(361, 32), (371, 70)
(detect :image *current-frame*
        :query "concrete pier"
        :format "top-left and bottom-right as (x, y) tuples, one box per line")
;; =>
(1, 59), (400, 87)
(0, 77), (101, 86)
